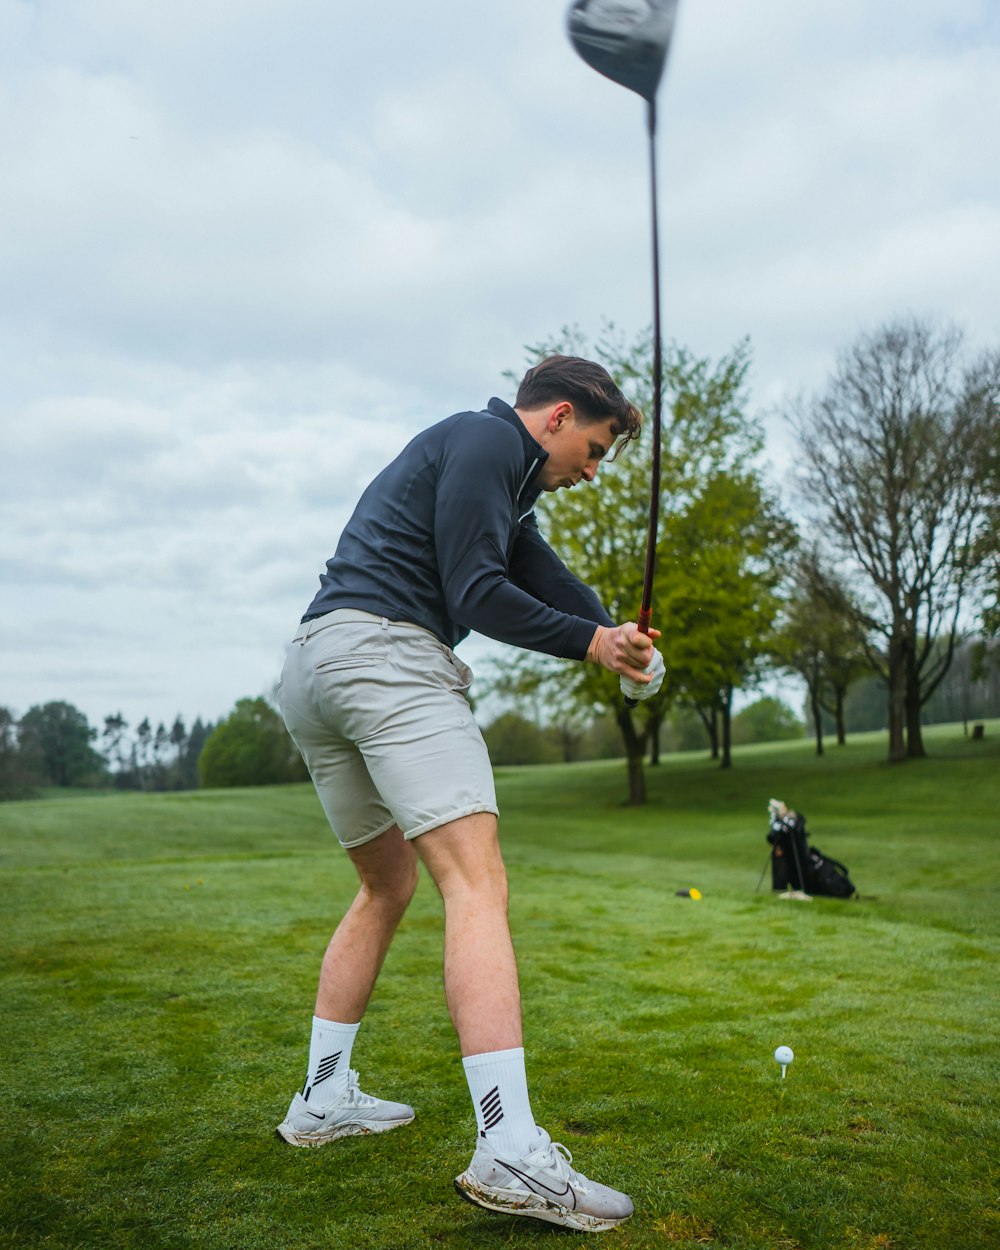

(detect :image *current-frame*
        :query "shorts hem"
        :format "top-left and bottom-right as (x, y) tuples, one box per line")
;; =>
(338, 818), (399, 850)
(403, 804), (500, 841)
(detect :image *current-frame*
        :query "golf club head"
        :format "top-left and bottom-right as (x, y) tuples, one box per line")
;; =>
(566, 0), (679, 103)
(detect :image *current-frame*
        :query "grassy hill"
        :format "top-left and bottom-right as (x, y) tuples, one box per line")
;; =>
(2, 723), (997, 1249)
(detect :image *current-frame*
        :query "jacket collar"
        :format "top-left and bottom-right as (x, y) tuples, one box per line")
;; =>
(486, 396), (547, 509)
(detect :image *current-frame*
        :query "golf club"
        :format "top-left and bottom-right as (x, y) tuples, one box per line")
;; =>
(566, 1), (680, 704)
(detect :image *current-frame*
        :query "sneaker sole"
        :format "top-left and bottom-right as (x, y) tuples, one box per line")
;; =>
(276, 1114), (414, 1147)
(454, 1172), (630, 1233)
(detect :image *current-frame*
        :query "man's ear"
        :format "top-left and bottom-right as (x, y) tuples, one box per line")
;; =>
(548, 401), (574, 432)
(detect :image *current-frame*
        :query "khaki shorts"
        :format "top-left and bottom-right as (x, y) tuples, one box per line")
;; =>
(278, 609), (498, 849)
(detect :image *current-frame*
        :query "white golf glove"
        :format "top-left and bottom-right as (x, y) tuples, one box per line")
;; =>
(620, 647), (665, 702)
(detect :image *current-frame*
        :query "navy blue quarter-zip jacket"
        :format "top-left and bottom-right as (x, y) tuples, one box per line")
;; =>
(303, 397), (614, 659)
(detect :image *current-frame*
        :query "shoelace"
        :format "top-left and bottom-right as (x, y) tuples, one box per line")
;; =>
(531, 1140), (592, 1195)
(342, 1069), (377, 1107)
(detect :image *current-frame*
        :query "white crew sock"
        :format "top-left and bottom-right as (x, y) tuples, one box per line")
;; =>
(302, 1016), (360, 1104)
(462, 1046), (539, 1159)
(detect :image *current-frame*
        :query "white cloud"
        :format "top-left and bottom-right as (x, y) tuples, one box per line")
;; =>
(2, 0), (999, 733)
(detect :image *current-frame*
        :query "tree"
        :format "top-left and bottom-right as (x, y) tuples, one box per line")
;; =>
(180, 717), (213, 789)
(101, 713), (131, 786)
(487, 325), (794, 798)
(199, 698), (308, 788)
(482, 713), (560, 767)
(919, 637), (1000, 729)
(731, 697), (804, 745)
(792, 319), (1000, 762)
(770, 548), (870, 753)
(135, 718), (152, 786)
(16, 702), (105, 789)
(0, 706), (42, 800)
(971, 374), (1000, 637)
(656, 469), (797, 768)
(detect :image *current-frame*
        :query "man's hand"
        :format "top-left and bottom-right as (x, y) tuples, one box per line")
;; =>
(587, 623), (662, 686)
(620, 647), (665, 702)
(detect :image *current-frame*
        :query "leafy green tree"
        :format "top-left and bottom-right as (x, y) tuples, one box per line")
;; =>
(16, 701), (105, 789)
(199, 698), (308, 788)
(487, 324), (795, 796)
(482, 713), (560, 767)
(0, 706), (42, 800)
(656, 470), (797, 768)
(661, 705), (711, 754)
(731, 697), (804, 745)
(180, 717), (213, 789)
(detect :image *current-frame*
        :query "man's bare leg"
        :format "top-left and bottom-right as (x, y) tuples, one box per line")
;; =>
(426, 817), (635, 1229)
(276, 824), (419, 1145)
(414, 811), (521, 1056)
(314, 823), (420, 1022)
(413, 811), (540, 1160)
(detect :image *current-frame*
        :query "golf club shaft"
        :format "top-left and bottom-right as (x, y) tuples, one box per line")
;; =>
(638, 97), (662, 638)
(624, 101), (663, 709)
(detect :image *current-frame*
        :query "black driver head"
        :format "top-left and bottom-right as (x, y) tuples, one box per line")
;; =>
(566, 0), (679, 103)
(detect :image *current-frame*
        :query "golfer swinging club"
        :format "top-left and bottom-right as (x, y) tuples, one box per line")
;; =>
(276, 355), (664, 1232)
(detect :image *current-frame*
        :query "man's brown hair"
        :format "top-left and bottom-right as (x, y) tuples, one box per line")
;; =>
(515, 355), (643, 459)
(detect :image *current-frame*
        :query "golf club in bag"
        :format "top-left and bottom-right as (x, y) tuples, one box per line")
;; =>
(762, 800), (859, 899)
(566, 1), (680, 705)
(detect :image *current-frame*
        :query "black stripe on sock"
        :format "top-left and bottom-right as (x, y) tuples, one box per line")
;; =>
(312, 1050), (343, 1088)
(481, 1085), (504, 1131)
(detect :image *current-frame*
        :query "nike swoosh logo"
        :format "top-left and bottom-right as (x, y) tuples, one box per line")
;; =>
(502, 1162), (576, 1208)
(305, 1110), (327, 1121)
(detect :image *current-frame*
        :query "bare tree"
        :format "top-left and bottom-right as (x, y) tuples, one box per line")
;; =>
(792, 318), (999, 762)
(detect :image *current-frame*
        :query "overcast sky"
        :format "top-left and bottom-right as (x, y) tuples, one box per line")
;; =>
(3, 0), (999, 738)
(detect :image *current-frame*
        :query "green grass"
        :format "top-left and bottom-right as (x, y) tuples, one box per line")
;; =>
(2, 723), (998, 1250)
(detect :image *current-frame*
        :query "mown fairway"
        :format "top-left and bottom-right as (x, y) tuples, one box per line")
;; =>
(2, 724), (998, 1250)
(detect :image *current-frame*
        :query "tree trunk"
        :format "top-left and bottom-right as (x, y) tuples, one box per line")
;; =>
(720, 686), (733, 769)
(905, 644), (927, 758)
(834, 687), (847, 745)
(694, 704), (719, 758)
(886, 632), (907, 763)
(616, 708), (647, 805)
(810, 685), (824, 756)
(648, 711), (662, 765)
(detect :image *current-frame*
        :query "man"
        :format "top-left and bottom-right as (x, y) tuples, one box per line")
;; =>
(276, 355), (664, 1233)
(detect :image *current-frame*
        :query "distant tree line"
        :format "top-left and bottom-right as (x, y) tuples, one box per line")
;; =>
(482, 695), (805, 767)
(0, 701), (215, 799)
(809, 639), (1000, 738)
(100, 711), (215, 791)
(0, 697), (308, 800)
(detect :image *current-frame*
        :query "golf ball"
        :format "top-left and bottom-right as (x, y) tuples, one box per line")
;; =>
(774, 1046), (794, 1065)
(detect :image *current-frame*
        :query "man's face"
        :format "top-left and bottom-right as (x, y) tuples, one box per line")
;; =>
(538, 408), (618, 492)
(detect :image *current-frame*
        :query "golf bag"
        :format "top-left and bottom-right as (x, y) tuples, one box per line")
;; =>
(766, 801), (857, 898)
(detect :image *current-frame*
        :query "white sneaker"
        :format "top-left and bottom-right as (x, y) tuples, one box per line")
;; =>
(455, 1128), (634, 1233)
(276, 1069), (414, 1147)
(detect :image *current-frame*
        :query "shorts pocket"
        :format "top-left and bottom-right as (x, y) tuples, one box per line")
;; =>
(315, 653), (383, 673)
(431, 650), (473, 693)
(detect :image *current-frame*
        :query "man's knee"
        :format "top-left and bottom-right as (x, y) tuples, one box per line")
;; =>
(349, 826), (420, 914)
(415, 812), (508, 904)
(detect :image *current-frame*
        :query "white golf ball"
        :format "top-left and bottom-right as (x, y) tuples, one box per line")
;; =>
(774, 1046), (794, 1065)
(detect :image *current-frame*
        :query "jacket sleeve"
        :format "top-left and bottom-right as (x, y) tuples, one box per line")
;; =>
(432, 418), (598, 659)
(509, 513), (614, 627)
